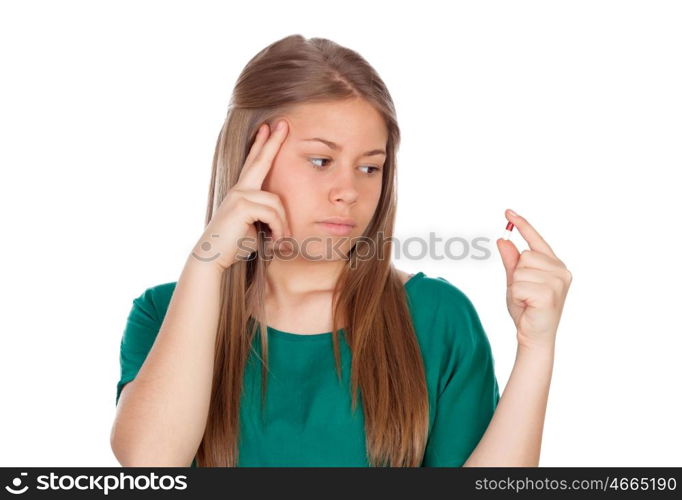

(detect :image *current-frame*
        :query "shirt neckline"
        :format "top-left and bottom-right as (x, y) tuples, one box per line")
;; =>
(265, 271), (425, 341)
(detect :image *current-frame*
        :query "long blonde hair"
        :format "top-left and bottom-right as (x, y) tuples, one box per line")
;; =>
(195, 34), (429, 467)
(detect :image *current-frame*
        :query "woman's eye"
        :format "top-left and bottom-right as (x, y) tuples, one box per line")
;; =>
(309, 158), (381, 176)
(309, 158), (330, 169)
(359, 165), (381, 175)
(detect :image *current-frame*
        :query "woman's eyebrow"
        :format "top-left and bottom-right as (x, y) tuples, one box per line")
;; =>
(301, 137), (386, 157)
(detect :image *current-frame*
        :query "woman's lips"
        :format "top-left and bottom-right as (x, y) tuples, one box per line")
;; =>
(316, 222), (354, 236)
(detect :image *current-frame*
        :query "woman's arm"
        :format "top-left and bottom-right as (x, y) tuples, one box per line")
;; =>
(110, 242), (226, 467)
(463, 342), (554, 467)
(463, 209), (570, 466)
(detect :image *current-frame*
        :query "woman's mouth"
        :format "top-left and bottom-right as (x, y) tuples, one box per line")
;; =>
(316, 222), (355, 236)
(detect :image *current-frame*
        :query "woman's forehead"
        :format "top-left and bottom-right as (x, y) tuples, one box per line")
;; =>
(280, 100), (388, 148)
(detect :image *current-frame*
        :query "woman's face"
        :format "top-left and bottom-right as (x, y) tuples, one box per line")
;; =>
(262, 98), (388, 260)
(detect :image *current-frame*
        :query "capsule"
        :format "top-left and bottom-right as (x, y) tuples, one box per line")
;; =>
(503, 221), (514, 240)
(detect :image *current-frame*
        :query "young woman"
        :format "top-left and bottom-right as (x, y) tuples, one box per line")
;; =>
(110, 34), (572, 467)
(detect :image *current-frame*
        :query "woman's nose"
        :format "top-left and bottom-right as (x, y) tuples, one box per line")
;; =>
(328, 166), (359, 204)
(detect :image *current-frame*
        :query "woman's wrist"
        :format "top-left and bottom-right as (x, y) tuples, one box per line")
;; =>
(186, 235), (236, 275)
(185, 245), (230, 277)
(517, 335), (556, 358)
(514, 339), (555, 377)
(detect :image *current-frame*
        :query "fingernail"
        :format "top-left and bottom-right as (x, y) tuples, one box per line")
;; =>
(276, 120), (285, 131)
(508, 209), (519, 217)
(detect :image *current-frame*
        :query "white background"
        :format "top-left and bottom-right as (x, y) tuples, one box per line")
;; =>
(1, 0), (680, 466)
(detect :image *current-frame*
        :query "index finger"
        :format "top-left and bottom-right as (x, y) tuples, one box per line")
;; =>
(237, 119), (289, 189)
(505, 209), (558, 259)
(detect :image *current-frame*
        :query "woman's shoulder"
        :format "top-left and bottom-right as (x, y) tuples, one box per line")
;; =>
(404, 271), (487, 346)
(131, 281), (178, 321)
(395, 268), (413, 285)
(403, 270), (474, 306)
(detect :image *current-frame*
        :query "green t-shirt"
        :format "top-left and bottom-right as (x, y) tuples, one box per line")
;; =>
(115, 271), (500, 467)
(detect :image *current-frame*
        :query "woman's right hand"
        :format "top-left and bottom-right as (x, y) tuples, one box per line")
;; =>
(190, 119), (293, 272)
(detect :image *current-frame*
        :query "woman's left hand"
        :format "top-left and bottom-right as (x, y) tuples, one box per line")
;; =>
(496, 209), (573, 351)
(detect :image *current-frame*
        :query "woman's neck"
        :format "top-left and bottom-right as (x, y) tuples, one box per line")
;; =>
(264, 258), (346, 303)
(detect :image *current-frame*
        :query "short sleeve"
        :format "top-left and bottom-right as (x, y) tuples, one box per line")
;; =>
(115, 287), (162, 406)
(421, 283), (501, 467)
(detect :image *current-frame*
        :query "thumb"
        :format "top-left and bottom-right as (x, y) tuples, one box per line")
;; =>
(496, 238), (520, 286)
